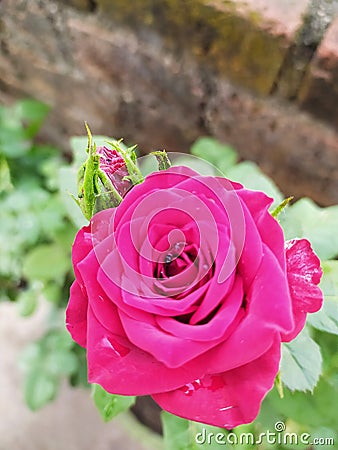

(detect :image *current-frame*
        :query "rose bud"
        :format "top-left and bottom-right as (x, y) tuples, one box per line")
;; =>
(77, 126), (142, 220)
(96, 146), (132, 198)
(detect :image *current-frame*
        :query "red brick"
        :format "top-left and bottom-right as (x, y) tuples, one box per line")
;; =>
(1, 0), (337, 206)
(96, 0), (311, 95)
(227, 0), (311, 38)
(298, 17), (338, 129)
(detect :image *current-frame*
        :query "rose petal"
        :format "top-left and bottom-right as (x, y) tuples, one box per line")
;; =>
(196, 246), (292, 374)
(72, 225), (93, 283)
(114, 166), (200, 227)
(152, 335), (281, 428)
(286, 238), (323, 300)
(66, 281), (88, 348)
(235, 201), (263, 290)
(189, 236), (236, 324)
(247, 244), (293, 333)
(215, 176), (243, 191)
(156, 277), (244, 341)
(87, 305), (208, 395)
(237, 189), (285, 270)
(78, 247), (129, 332)
(121, 276), (210, 316)
(282, 238), (323, 342)
(90, 208), (116, 243)
(118, 301), (241, 368)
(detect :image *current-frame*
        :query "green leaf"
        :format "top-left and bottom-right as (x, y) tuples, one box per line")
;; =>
(162, 413), (230, 450)
(190, 137), (238, 173)
(231, 423), (259, 450)
(22, 244), (70, 283)
(70, 134), (119, 167)
(162, 411), (196, 450)
(313, 330), (338, 381)
(16, 288), (38, 317)
(0, 155), (12, 193)
(15, 99), (50, 139)
(267, 377), (338, 430)
(20, 329), (78, 410)
(58, 166), (88, 228)
(42, 283), (61, 304)
(25, 370), (57, 411)
(39, 154), (63, 191)
(0, 126), (31, 157)
(312, 427), (337, 450)
(225, 161), (284, 209)
(19, 342), (42, 372)
(280, 328), (322, 392)
(15, 99), (50, 123)
(92, 384), (135, 422)
(70, 345), (89, 388)
(280, 198), (338, 260)
(52, 221), (77, 251)
(45, 349), (78, 376)
(307, 261), (338, 335)
(44, 329), (74, 351)
(36, 195), (66, 237)
(172, 154), (217, 176)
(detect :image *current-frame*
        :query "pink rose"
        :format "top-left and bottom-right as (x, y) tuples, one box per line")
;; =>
(96, 146), (132, 197)
(66, 166), (322, 428)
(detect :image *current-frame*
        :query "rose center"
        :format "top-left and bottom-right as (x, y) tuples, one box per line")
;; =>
(155, 242), (198, 279)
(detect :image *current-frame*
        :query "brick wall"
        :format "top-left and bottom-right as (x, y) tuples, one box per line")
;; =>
(0, 0), (337, 204)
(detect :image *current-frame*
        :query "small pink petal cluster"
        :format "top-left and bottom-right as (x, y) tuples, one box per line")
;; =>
(96, 146), (132, 197)
(66, 166), (323, 428)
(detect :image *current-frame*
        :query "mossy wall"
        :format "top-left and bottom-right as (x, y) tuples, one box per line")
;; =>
(0, 0), (337, 204)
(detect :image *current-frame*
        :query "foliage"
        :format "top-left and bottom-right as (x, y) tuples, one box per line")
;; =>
(279, 328), (322, 392)
(19, 327), (78, 410)
(0, 100), (86, 410)
(92, 384), (135, 422)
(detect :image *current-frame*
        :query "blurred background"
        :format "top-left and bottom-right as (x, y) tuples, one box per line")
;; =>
(0, 1), (338, 449)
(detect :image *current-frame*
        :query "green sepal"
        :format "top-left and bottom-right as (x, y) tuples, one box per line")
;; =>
(271, 196), (294, 218)
(77, 124), (123, 220)
(106, 139), (144, 185)
(275, 371), (284, 399)
(151, 150), (172, 170)
(93, 170), (123, 214)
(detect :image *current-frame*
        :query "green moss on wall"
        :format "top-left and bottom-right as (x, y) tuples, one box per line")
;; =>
(95, 0), (288, 94)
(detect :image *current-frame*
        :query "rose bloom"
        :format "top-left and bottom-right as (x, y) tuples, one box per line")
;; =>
(66, 166), (322, 428)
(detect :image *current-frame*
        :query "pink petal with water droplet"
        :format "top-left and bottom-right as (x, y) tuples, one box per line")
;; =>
(282, 238), (323, 342)
(86, 306), (208, 395)
(152, 336), (281, 428)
